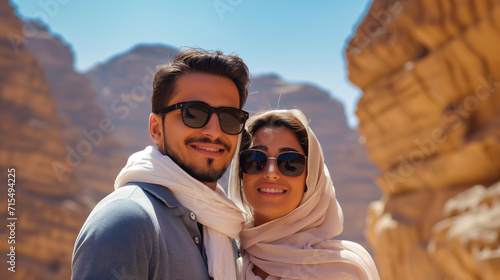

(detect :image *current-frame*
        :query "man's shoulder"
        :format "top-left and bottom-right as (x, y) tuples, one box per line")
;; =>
(81, 191), (157, 237)
(92, 185), (150, 214)
(78, 184), (165, 238)
(95, 182), (176, 212)
(101, 183), (152, 203)
(72, 183), (212, 280)
(85, 183), (185, 231)
(106, 182), (180, 207)
(72, 186), (162, 280)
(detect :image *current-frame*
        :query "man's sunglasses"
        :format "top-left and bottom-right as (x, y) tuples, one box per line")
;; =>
(239, 149), (307, 177)
(158, 101), (249, 135)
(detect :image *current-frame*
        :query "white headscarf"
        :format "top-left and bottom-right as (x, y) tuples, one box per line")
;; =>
(229, 109), (380, 280)
(115, 145), (245, 280)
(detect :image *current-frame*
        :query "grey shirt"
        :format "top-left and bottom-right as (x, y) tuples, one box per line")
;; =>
(72, 182), (230, 279)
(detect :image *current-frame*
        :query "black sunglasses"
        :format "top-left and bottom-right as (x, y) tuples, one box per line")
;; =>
(158, 101), (249, 135)
(239, 149), (307, 177)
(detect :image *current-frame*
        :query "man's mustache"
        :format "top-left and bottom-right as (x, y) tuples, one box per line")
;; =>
(185, 137), (232, 152)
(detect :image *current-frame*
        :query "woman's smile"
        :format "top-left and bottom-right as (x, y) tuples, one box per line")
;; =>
(257, 183), (287, 197)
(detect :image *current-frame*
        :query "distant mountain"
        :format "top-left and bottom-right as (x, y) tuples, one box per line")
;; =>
(85, 44), (177, 153)
(85, 44), (381, 248)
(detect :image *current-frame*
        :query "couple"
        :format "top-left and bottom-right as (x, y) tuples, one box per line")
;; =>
(71, 48), (380, 280)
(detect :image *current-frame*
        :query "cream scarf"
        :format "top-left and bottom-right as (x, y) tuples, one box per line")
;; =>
(229, 109), (380, 280)
(114, 145), (245, 280)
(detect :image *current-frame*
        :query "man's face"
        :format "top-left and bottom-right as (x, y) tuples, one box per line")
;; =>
(159, 73), (241, 185)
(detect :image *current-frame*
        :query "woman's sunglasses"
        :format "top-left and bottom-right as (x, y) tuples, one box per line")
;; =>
(158, 101), (249, 135)
(239, 149), (307, 177)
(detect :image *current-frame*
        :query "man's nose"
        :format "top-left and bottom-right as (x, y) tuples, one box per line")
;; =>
(201, 113), (223, 139)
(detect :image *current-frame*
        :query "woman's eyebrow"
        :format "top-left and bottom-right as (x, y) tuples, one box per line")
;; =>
(249, 146), (299, 153)
(250, 145), (267, 151)
(279, 147), (299, 153)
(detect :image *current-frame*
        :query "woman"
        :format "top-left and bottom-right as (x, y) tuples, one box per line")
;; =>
(229, 109), (380, 280)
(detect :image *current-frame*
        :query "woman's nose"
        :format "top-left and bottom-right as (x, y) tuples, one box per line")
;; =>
(263, 158), (280, 180)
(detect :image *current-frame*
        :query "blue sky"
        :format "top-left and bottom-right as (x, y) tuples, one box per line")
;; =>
(10, 0), (371, 127)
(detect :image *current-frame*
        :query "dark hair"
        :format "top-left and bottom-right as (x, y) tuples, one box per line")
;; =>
(241, 110), (308, 157)
(151, 48), (250, 113)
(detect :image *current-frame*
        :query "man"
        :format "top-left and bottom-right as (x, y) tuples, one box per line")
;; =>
(72, 48), (250, 279)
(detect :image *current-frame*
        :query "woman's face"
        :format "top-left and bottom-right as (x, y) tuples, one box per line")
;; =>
(242, 125), (307, 226)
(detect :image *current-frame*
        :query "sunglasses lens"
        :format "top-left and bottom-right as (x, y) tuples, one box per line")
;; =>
(277, 152), (306, 177)
(240, 150), (267, 174)
(180, 102), (246, 134)
(219, 108), (246, 135)
(240, 150), (306, 177)
(182, 103), (210, 128)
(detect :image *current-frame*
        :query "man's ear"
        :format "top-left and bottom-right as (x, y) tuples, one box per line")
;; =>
(149, 113), (163, 146)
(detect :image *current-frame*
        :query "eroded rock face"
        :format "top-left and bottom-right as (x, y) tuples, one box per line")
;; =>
(0, 1), (86, 279)
(346, 0), (500, 279)
(429, 183), (500, 280)
(24, 21), (128, 202)
(0, 2), (129, 278)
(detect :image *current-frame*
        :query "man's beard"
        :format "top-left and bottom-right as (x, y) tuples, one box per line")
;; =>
(163, 136), (231, 183)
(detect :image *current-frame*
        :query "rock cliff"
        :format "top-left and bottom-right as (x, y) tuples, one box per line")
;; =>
(0, 2), (128, 279)
(86, 46), (381, 249)
(24, 21), (128, 201)
(346, 0), (500, 279)
(0, 1), (85, 279)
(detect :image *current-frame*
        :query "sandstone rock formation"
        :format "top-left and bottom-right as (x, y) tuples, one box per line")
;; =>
(0, 2), (129, 279)
(86, 46), (381, 249)
(346, 0), (500, 279)
(429, 183), (500, 280)
(0, 1), (86, 279)
(24, 21), (127, 201)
